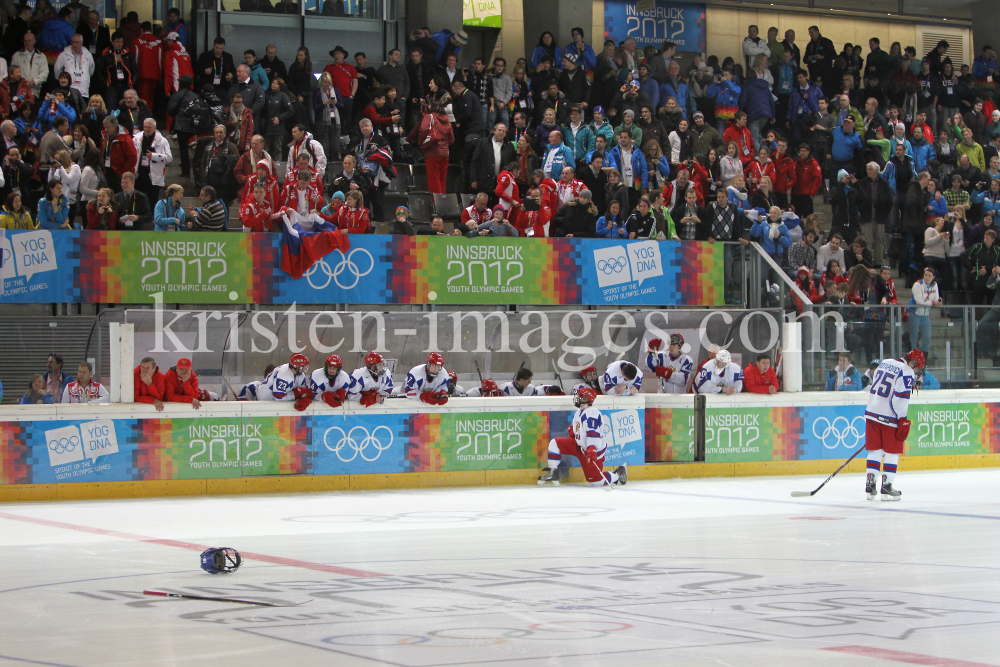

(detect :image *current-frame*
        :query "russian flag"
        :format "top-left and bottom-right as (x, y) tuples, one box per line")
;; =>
(279, 213), (351, 280)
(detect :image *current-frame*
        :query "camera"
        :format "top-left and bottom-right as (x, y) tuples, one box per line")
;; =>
(522, 198), (540, 211)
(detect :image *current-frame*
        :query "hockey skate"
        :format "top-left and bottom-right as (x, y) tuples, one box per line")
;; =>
(613, 465), (628, 485)
(865, 473), (877, 500)
(537, 468), (560, 485)
(880, 474), (901, 501)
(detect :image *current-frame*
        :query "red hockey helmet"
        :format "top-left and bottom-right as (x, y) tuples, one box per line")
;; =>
(427, 352), (445, 367)
(574, 386), (598, 407)
(905, 349), (925, 369)
(481, 378), (501, 396)
(325, 354), (343, 368)
(289, 353), (309, 372)
(365, 352), (385, 376)
(447, 370), (458, 382)
(581, 365), (597, 379)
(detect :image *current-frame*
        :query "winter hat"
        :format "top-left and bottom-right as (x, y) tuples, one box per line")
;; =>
(396, 206), (409, 219)
(993, 110), (1000, 122)
(331, 190), (346, 202)
(165, 31), (180, 42)
(563, 53), (578, 65)
(797, 266), (811, 277)
(592, 105), (604, 115)
(837, 169), (849, 182)
(255, 159), (271, 174)
(629, 79), (640, 89)
(623, 109), (635, 119)
(579, 189), (593, 201)
(454, 30), (469, 45)
(693, 111), (705, 120)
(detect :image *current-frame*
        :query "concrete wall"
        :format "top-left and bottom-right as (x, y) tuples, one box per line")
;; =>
(969, 0), (999, 55)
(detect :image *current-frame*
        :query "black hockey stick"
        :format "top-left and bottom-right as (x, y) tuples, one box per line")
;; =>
(143, 590), (311, 608)
(475, 360), (484, 385)
(790, 444), (866, 497)
(550, 359), (565, 392)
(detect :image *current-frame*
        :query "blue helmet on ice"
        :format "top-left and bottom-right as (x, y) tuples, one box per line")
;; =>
(200, 547), (242, 574)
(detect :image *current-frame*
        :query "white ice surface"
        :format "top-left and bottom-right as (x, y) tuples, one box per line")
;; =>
(1, 469), (999, 667)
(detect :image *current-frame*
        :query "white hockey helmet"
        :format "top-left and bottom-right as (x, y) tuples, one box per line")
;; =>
(715, 349), (731, 370)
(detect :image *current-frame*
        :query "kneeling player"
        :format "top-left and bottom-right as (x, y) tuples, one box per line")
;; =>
(348, 353), (394, 407)
(864, 350), (920, 501)
(310, 354), (350, 407)
(538, 387), (627, 488)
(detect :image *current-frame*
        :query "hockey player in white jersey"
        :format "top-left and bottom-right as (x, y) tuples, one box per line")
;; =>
(348, 352), (394, 407)
(538, 387), (627, 487)
(447, 371), (467, 397)
(646, 334), (694, 394)
(501, 367), (538, 396)
(572, 366), (603, 395)
(694, 350), (744, 395)
(466, 378), (504, 397)
(236, 364), (275, 401)
(405, 352), (451, 405)
(309, 354), (351, 407)
(864, 350), (920, 501)
(603, 361), (643, 395)
(257, 354), (312, 410)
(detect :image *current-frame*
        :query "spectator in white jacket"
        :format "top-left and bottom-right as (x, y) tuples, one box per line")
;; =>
(910, 267), (942, 354)
(742, 26), (771, 71)
(11, 32), (49, 97)
(133, 118), (172, 205)
(48, 149), (82, 210)
(53, 35), (95, 100)
(816, 233), (847, 274)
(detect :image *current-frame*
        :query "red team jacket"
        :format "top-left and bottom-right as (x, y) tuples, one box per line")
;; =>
(771, 153), (797, 193)
(743, 159), (776, 195)
(723, 124), (755, 165)
(337, 205), (370, 233)
(280, 183), (324, 212)
(240, 199), (274, 232)
(164, 368), (200, 403)
(461, 204), (491, 226)
(103, 127), (138, 177)
(133, 365), (165, 404)
(163, 41), (193, 95)
(793, 157), (823, 196)
(495, 170), (521, 210)
(133, 31), (162, 81)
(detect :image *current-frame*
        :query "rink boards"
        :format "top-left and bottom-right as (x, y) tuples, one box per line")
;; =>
(1, 392), (999, 500)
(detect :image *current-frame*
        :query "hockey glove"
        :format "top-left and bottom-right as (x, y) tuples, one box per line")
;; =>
(567, 425), (575, 438)
(584, 445), (600, 463)
(896, 418), (912, 442)
(293, 396), (312, 411)
(648, 338), (663, 351)
(654, 366), (672, 380)
(293, 386), (313, 400)
(359, 390), (379, 407)
(198, 389), (211, 401)
(333, 388), (347, 403)
(321, 391), (342, 408)
(433, 393), (449, 406)
(419, 391), (437, 405)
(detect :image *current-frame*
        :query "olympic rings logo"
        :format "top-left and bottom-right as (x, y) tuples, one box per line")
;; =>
(596, 257), (628, 274)
(48, 436), (80, 455)
(323, 425), (393, 462)
(304, 248), (374, 290)
(812, 416), (866, 449)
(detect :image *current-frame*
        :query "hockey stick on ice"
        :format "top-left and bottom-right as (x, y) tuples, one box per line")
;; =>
(790, 444), (867, 497)
(143, 590), (311, 608)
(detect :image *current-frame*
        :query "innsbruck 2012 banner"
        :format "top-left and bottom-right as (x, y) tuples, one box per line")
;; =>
(0, 231), (723, 306)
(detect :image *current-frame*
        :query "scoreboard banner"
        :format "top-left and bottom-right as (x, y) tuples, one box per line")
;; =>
(604, 0), (705, 53)
(0, 231), (724, 307)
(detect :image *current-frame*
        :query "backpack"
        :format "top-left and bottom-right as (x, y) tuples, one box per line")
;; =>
(420, 114), (444, 148)
(183, 98), (212, 132)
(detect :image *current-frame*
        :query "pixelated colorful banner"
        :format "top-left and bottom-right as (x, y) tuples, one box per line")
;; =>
(1, 231), (723, 307)
(645, 407), (695, 462)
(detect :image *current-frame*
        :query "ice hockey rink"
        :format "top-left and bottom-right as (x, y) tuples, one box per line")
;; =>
(1, 470), (998, 667)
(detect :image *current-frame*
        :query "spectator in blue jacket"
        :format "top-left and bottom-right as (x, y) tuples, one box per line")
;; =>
(564, 28), (597, 72)
(432, 29), (467, 65)
(829, 117), (863, 174)
(748, 206), (793, 260)
(637, 63), (659, 110)
(243, 50), (270, 89)
(917, 367), (941, 389)
(658, 61), (694, 119)
(37, 182), (73, 230)
(530, 32), (562, 72)
(562, 105), (595, 162)
(39, 7), (76, 51)
(826, 352), (864, 391)
(909, 125), (936, 174)
(706, 70), (741, 134)
(21, 374), (56, 404)
(973, 46), (998, 81)
(43, 354), (72, 401)
(542, 129), (576, 180)
(739, 69), (776, 150)
(606, 129), (649, 210)
(38, 91), (77, 129)
(787, 69), (820, 130)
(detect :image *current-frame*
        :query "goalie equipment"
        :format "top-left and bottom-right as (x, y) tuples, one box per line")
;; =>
(905, 349), (925, 369)
(654, 366), (673, 380)
(715, 349), (731, 368)
(325, 354), (343, 369)
(200, 547), (242, 574)
(290, 353), (310, 373)
(365, 352), (386, 376)
(647, 338), (663, 351)
(669, 333), (684, 348)
(574, 386), (598, 408)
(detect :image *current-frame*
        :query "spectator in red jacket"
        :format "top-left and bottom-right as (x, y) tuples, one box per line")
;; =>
(791, 142), (822, 217)
(102, 115), (138, 192)
(743, 353), (779, 394)
(164, 357), (206, 409)
(337, 190), (371, 233)
(226, 93), (254, 153)
(771, 137), (797, 208)
(722, 112), (755, 166)
(133, 357), (165, 411)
